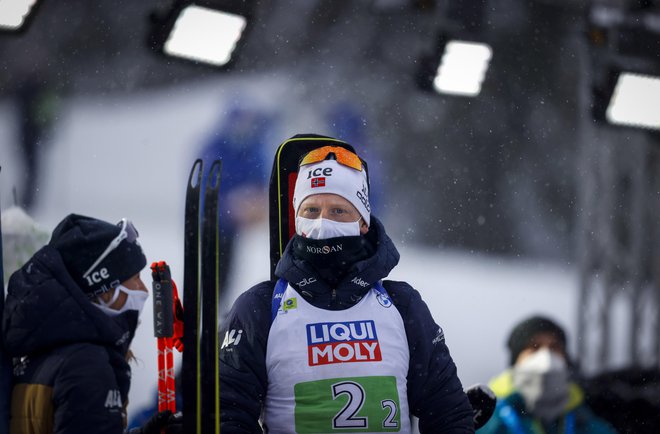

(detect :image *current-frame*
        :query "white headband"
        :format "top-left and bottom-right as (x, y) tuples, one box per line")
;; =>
(293, 159), (371, 226)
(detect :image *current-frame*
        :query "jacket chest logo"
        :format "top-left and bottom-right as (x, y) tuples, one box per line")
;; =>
(306, 320), (382, 366)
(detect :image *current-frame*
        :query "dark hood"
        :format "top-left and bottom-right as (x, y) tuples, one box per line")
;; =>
(274, 216), (400, 309)
(3, 245), (136, 357)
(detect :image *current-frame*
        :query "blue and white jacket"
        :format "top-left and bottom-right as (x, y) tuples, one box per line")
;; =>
(219, 217), (474, 433)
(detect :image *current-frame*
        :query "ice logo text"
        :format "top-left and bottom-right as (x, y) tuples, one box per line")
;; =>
(306, 320), (381, 366)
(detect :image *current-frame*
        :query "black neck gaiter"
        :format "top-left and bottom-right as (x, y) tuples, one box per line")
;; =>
(292, 235), (369, 286)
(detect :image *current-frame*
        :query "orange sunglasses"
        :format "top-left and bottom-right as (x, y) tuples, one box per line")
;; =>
(299, 145), (363, 171)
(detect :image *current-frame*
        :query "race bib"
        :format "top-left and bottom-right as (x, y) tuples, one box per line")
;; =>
(294, 376), (401, 433)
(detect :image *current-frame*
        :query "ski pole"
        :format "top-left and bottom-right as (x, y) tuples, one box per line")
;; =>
(152, 261), (184, 415)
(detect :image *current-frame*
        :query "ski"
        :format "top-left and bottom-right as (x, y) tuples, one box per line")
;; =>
(182, 159), (203, 434)
(181, 158), (222, 434)
(200, 160), (221, 434)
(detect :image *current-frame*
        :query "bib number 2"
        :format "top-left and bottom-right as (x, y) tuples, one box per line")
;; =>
(295, 376), (402, 432)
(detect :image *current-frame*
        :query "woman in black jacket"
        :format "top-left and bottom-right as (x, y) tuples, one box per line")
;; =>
(3, 214), (177, 434)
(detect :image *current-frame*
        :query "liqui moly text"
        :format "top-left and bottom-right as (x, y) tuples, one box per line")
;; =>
(306, 320), (382, 366)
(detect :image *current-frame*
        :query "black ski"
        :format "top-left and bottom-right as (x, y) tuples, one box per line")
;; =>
(200, 160), (221, 434)
(182, 159), (203, 434)
(182, 158), (222, 434)
(0, 166), (10, 434)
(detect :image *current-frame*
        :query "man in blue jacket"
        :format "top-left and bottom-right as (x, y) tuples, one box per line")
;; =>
(478, 315), (617, 434)
(219, 140), (474, 433)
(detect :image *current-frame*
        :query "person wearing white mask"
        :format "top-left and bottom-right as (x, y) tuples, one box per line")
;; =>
(220, 139), (475, 433)
(478, 315), (617, 434)
(2, 214), (180, 434)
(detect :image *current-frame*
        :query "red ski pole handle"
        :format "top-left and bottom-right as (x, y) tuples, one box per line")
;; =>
(151, 261), (182, 415)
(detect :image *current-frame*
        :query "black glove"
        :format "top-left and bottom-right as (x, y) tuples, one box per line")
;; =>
(129, 410), (183, 434)
(465, 384), (496, 429)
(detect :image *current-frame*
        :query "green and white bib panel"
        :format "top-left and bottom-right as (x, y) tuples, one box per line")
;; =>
(263, 281), (411, 434)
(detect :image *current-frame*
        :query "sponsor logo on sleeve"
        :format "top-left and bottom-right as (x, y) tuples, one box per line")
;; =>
(432, 327), (445, 345)
(306, 320), (381, 366)
(221, 329), (243, 350)
(105, 389), (123, 409)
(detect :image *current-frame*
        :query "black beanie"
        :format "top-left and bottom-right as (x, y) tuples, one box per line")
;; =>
(49, 214), (147, 297)
(506, 315), (567, 366)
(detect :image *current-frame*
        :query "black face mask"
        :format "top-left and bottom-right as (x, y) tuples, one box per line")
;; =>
(292, 235), (369, 285)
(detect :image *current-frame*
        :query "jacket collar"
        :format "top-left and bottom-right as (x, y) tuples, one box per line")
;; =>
(274, 216), (399, 308)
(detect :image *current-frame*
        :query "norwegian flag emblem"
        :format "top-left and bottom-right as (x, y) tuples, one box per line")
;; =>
(311, 177), (326, 188)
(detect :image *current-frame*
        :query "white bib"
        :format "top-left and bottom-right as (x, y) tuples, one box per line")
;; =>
(263, 282), (411, 433)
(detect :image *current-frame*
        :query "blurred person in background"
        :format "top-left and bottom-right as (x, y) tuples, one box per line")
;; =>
(324, 100), (384, 214)
(219, 139), (474, 433)
(478, 315), (617, 434)
(13, 72), (59, 211)
(198, 103), (276, 305)
(2, 214), (180, 434)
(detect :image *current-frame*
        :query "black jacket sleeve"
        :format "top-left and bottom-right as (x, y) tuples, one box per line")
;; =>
(219, 282), (274, 433)
(384, 281), (475, 434)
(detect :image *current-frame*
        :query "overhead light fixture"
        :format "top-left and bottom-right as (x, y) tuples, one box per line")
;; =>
(0, 0), (39, 31)
(415, 1), (491, 96)
(165, 5), (246, 66)
(587, 3), (660, 131)
(149, 0), (251, 69)
(432, 40), (492, 97)
(606, 72), (660, 131)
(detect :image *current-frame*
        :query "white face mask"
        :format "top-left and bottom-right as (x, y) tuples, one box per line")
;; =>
(512, 348), (569, 422)
(295, 216), (361, 240)
(94, 284), (149, 317)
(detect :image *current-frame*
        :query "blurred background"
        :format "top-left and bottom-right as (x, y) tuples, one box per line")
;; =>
(1, 0), (659, 428)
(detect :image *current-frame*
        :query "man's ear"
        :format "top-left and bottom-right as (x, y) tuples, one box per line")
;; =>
(360, 219), (369, 235)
